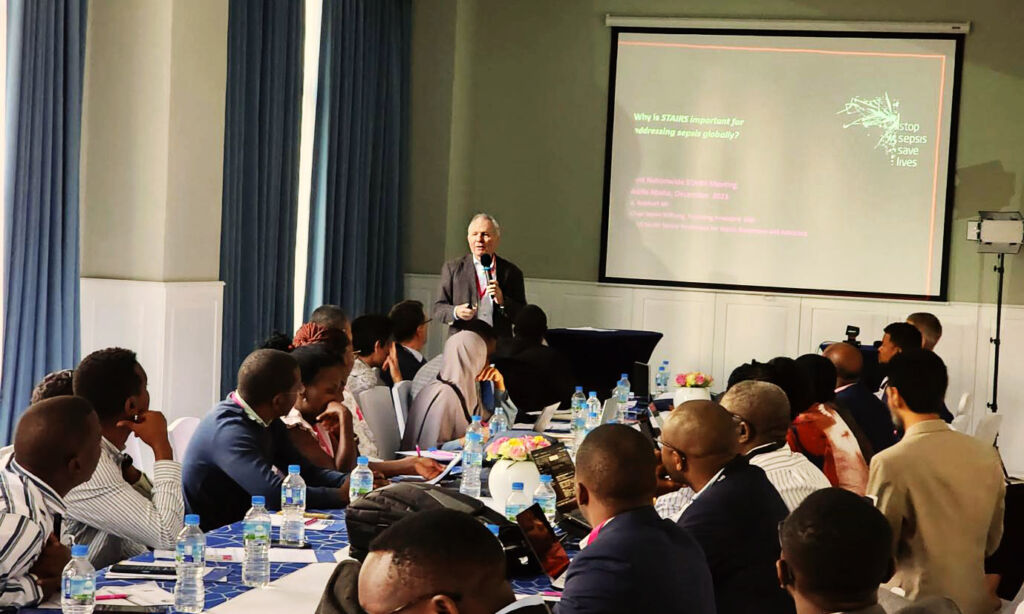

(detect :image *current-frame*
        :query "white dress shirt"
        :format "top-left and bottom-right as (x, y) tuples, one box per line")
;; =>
(746, 442), (831, 511)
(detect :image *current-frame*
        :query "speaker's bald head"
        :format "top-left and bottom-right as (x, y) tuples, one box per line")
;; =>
(14, 396), (102, 495)
(662, 400), (739, 459)
(576, 424), (657, 507)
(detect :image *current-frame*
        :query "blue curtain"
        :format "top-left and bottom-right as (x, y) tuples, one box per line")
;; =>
(219, 0), (304, 395)
(304, 0), (409, 318)
(0, 0), (87, 443)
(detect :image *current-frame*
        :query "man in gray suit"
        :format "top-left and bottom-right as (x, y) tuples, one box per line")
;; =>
(432, 213), (526, 338)
(867, 350), (1004, 614)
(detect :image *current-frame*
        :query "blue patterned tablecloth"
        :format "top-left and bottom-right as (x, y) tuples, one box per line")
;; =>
(28, 509), (558, 613)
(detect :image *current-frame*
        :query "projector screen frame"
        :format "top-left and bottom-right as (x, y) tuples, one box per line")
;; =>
(598, 25), (966, 302)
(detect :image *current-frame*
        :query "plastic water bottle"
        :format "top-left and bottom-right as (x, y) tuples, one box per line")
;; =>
(459, 432), (484, 497)
(349, 456), (374, 501)
(467, 414), (485, 441)
(281, 465), (307, 547)
(586, 410), (601, 435)
(570, 387), (587, 420)
(61, 545), (95, 614)
(505, 482), (531, 521)
(489, 404), (510, 436)
(534, 475), (557, 524)
(656, 366), (667, 395)
(586, 391), (601, 424)
(614, 374), (631, 422)
(569, 415), (587, 458)
(174, 515), (205, 613)
(242, 496), (271, 588)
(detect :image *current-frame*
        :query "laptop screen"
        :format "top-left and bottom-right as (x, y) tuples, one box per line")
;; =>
(515, 504), (570, 580)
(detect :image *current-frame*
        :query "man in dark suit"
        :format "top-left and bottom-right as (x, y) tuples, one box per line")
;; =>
(661, 400), (795, 614)
(824, 342), (898, 454)
(432, 213), (526, 338)
(557, 424), (715, 614)
(386, 300), (429, 383)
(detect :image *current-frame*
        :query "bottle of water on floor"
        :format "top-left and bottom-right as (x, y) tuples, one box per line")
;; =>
(570, 387), (586, 420)
(349, 456), (374, 501)
(174, 514), (205, 613)
(586, 391), (601, 424)
(242, 496), (271, 588)
(505, 482), (531, 521)
(490, 404), (510, 436)
(534, 475), (557, 524)
(460, 432), (484, 497)
(281, 465), (306, 547)
(61, 545), (95, 614)
(614, 374), (631, 422)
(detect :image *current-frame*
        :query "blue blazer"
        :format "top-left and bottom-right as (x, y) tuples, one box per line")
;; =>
(678, 457), (794, 614)
(556, 506), (716, 614)
(836, 382), (898, 454)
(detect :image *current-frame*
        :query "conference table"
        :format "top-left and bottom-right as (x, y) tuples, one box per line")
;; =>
(29, 507), (561, 614)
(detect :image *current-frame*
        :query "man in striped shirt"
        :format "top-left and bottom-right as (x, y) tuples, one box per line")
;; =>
(64, 348), (184, 569)
(721, 380), (831, 511)
(0, 396), (102, 609)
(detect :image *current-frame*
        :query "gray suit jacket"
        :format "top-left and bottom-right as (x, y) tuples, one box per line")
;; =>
(867, 420), (1005, 614)
(432, 253), (526, 338)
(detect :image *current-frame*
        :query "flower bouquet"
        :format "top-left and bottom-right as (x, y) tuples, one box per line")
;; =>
(485, 435), (551, 503)
(485, 434), (551, 461)
(675, 371), (713, 388)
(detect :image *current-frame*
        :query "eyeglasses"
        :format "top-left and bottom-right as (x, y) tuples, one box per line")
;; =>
(656, 438), (685, 461)
(388, 592), (462, 613)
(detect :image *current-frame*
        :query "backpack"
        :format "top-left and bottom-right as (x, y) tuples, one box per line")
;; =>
(344, 482), (541, 577)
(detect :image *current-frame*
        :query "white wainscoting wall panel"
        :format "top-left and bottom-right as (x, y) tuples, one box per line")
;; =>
(81, 279), (224, 425)
(406, 273), (1024, 477)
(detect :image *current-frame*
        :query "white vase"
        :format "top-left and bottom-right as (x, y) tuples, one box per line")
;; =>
(488, 459), (541, 506)
(673, 387), (712, 407)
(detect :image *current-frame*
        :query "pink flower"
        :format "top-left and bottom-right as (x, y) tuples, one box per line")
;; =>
(508, 444), (528, 461)
(695, 374), (705, 385)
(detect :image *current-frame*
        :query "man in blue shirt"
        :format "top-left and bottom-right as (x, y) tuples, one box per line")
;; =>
(183, 349), (350, 530)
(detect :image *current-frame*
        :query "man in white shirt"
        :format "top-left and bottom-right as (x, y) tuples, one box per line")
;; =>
(720, 380), (831, 511)
(0, 397), (102, 609)
(432, 213), (526, 338)
(64, 348), (185, 568)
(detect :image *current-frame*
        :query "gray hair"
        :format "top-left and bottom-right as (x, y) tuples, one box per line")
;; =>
(468, 213), (501, 236)
(720, 380), (791, 433)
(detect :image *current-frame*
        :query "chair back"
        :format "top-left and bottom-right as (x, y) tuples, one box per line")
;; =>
(950, 414), (971, 434)
(123, 434), (155, 476)
(359, 386), (401, 460)
(168, 417), (201, 462)
(956, 392), (971, 416)
(973, 413), (1003, 447)
(391, 381), (412, 438)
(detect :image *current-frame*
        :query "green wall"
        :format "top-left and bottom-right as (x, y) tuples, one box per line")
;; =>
(406, 0), (1024, 304)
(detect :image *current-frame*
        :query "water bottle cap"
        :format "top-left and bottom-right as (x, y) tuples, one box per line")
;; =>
(658, 366), (665, 371)
(575, 386), (583, 392)
(252, 495), (266, 506)
(539, 474), (552, 483)
(512, 482), (524, 491)
(357, 456), (369, 465)
(588, 391), (597, 397)
(621, 373), (628, 379)
(485, 523), (500, 536)
(288, 465), (301, 474)
(185, 514), (200, 526)
(472, 415), (482, 423)
(72, 544), (89, 557)
(467, 432), (482, 443)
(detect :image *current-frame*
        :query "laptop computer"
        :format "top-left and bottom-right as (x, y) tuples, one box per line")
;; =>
(515, 504), (570, 589)
(533, 402), (562, 433)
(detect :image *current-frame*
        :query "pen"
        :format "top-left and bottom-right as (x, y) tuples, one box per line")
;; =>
(540, 591), (562, 597)
(96, 594), (129, 601)
(416, 445), (422, 457)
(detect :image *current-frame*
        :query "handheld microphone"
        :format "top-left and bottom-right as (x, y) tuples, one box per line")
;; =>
(480, 253), (494, 281)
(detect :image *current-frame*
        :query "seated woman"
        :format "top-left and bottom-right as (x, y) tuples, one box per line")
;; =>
(787, 354), (871, 495)
(402, 331), (505, 449)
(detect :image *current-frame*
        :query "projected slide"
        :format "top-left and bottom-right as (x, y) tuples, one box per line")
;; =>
(602, 31), (959, 298)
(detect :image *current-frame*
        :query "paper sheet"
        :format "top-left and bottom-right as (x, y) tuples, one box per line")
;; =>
(202, 547), (321, 563)
(36, 582), (174, 610)
(396, 449), (459, 462)
(269, 515), (333, 531)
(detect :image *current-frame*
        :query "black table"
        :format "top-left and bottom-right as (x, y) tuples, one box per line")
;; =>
(545, 328), (663, 400)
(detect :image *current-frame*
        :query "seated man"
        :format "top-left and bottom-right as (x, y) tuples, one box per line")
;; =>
(183, 349), (351, 530)
(348, 314), (402, 399)
(0, 397), (102, 608)
(310, 304), (352, 340)
(386, 300), (430, 383)
(557, 424), (715, 614)
(493, 305), (575, 413)
(868, 350), (1004, 614)
(779, 488), (960, 614)
(662, 400), (794, 614)
(358, 508), (549, 614)
(64, 348), (185, 568)
(720, 380), (831, 511)
(823, 342), (898, 454)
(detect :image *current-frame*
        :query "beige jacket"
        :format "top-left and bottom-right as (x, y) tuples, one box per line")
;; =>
(867, 419), (1005, 614)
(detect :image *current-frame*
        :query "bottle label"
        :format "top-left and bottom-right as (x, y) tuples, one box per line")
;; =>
(465, 451), (482, 467)
(243, 520), (270, 544)
(176, 542), (205, 565)
(62, 577), (95, 603)
(283, 487), (306, 507)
